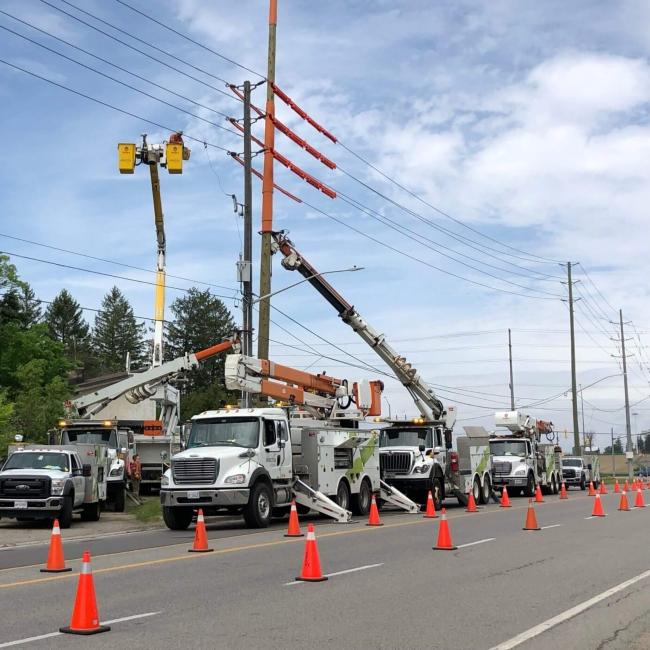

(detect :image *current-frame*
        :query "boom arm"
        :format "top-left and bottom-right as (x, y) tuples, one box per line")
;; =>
(272, 233), (446, 422)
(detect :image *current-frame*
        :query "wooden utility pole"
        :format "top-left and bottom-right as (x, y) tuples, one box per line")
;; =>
(620, 309), (633, 479)
(257, 0), (277, 361)
(242, 81), (253, 406)
(508, 328), (515, 410)
(567, 262), (581, 454)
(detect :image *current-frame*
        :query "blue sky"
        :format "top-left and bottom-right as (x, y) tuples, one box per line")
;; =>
(2, 0), (650, 446)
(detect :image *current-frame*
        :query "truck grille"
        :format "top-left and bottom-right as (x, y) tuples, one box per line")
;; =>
(562, 469), (576, 478)
(172, 458), (218, 485)
(380, 451), (412, 475)
(492, 461), (512, 476)
(0, 476), (51, 499)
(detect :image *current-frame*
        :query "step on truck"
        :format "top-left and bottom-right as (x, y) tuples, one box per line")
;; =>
(489, 411), (563, 497)
(0, 444), (107, 528)
(561, 455), (600, 490)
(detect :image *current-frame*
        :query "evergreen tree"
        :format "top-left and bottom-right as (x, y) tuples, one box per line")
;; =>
(166, 288), (237, 415)
(0, 284), (41, 329)
(92, 287), (146, 373)
(44, 289), (89, 357)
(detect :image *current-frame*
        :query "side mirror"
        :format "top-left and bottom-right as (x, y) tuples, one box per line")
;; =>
(587, 464), (592, 470)
(82, 464), (92, 477)
(418, 444), (426, 453)
(278, 440), (286, 450)
(160, 451), (168, 461)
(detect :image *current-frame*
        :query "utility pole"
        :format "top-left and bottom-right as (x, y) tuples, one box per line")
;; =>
(257, 0), (278, 361)
(567, 262), (581, 454)
(508, 328), (515, 410)
(620, 307), (633, 479)
(242, 81), (253, 406)
(579, 384), (586, 450)
(611, 427), (615, 477)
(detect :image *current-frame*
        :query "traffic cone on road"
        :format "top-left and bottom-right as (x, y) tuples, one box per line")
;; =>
(534, 484), (544, 503)
(296, 524), (327, 582)
(614, 479), (620, 494)
(559, 482), (568, 499)
(465, 492), (479, 513)
(188, 509), (213, 553)
(59, 551), (110, 635)
(588, 481), (596, 496)
(599, 480), (607, 494)
(624, 479), (630, 492)
(41, 519), (71, 573)
(433, 508), (457, 550)
(618, 490), (630, 511)
(366, 495), (383, 526)
(591, 493), (606, 517)
(285, 500), (304, 537)
(634, 488), (646, 508)
(423, 490), (438, 518)
(500, 486), (512, 508)
(523, 499), (541, 531)
(632, 479), (638, 491)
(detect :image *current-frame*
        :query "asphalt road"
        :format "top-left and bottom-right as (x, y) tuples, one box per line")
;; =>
(0, 489), (648, 649)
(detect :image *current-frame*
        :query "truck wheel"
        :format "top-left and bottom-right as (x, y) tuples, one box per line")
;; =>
(432, 476), (443, 511)
(59, 496), (73, 529)
(580, 475), (586, 490)
(113, 486), (126, 513)
(351, 478), (372, 516)
(81, 501), (100, 522)
(480, 476), (491, 505)
(334, 480), (351, 512)
(162, 506), (193, 530)
(243, 482), (272, 528)
(524, 473), (535, 498)
(552, 475), (558, 494)
(472, 477), (481, 504)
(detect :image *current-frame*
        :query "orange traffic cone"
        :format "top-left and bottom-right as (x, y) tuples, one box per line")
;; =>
(523, 499), (541, 531)
(296, 524), (327, 582)
(59, 551), (110, 635)
(465, 491), (479, 512)
(366, 495), (383, 526)
(647, 480), (650, 490)
(614, 479), (620, 494)
(559, 482), (568, 499)
(618, 490), (630, 511)
(534, 483), (544, 503)
(423, 490), (438, 518)
(41, 519), (71, 573)
(588, 481), (596, 496)
(624, 479), (630, 492)
(188, 509), (213, 553)
(634, 488), (646, 508)
(500, 486), (512, 508)
(433, 508), (457, 550)
(285, 500), (304, 537)
(591, 493), (606, 517)
(599, 480), (607, 494)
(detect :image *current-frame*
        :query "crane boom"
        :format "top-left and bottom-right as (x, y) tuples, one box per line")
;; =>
(271, 233), (447, 423)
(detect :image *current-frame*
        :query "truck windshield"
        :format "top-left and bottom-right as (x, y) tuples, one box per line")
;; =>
(62, 429), (117, 447)
(490, 440), (528, 457)
(187, 418), (260, 449)
(379, 428), (432, 448)
(562, 459), (582, 467)
(4, 452), (69, 472)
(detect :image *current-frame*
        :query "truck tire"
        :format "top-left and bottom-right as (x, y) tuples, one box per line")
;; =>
(524, 473), (535, 498)
(472, 477), (481, 504)
(480, 475), (491, 505)
(334, 479), (351, 512)
(351, 478), (372, 516)
(552, 475), (558, 495)
(59, 496), (73, 529)
(243, 481), (272, 528)
(580, 475), (586, 490)
(113, 486), (126, 513)
(162, 506), (193, 530)
(81, 501), (101, 522)
(432, 475), (443, 511)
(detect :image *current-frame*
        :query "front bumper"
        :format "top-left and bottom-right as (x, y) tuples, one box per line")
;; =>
(0, 496), (62, 518)
(563, 477), (580, 484)
(492, 476), (528, 487)
(381, 477), (429, 494)
(160, 488), (250, 507)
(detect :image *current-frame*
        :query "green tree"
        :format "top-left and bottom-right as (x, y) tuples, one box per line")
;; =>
(44, 289), (89, 357)
(613, 438), (624, 454)
(92, 287), (146, 373)
(0, 254), (22, 293)
(165, 288), (237, 416)
(0, 390), (15, 457)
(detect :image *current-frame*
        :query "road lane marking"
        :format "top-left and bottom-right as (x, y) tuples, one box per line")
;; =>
(457, 537), (495, 548)
(540, 524), (562, 530)
(489, 569), (650, 650)
(0, 611), (160, 648)
(284, 563), (383, 586)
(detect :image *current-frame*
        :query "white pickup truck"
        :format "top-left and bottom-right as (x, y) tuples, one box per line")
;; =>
(0, 445), (107, 528)
(561, 455), (600, 490)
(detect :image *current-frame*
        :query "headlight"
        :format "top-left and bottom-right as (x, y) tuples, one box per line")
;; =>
(225, 474), (246, 485)
(161, 473), (169, 487)
(109, 466), (123, 477)
(515, 467), (527, 475)
(51, 479), (65, 495)
(413, 464), (431, 474)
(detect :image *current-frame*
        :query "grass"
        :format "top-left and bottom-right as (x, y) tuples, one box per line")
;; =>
(127, 496), (162, 523)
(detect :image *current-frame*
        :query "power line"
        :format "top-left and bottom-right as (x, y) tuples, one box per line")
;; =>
(112, 0), (266, 80)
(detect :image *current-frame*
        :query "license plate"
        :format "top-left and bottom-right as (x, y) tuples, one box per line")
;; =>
(383, 473), (395, 479)
(14, 500), (28, 509)
(187, 491), (200, 500)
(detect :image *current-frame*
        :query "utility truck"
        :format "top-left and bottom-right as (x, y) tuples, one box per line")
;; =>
(0, 444), (107, 528)
(489, 411), (562, 497)
(160, 354), (418, 529)
(561, 455), (600, 490)
(270, 233), (466, 509)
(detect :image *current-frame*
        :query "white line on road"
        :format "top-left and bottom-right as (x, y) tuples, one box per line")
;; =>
(284, 563), (383, 586)
(0, 611), (160, 648)
(490, 569), (650, 650)
(540, 524), (562, 530)
(457, 537), (495, 548)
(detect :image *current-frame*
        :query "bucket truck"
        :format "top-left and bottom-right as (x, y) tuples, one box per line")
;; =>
(270, 233), (468, 510)
(54, 339), (238, 510)
(160, 353), (419, 530)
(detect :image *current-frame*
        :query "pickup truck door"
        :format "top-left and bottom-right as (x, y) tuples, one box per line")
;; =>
(70, 454), (85, 505)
